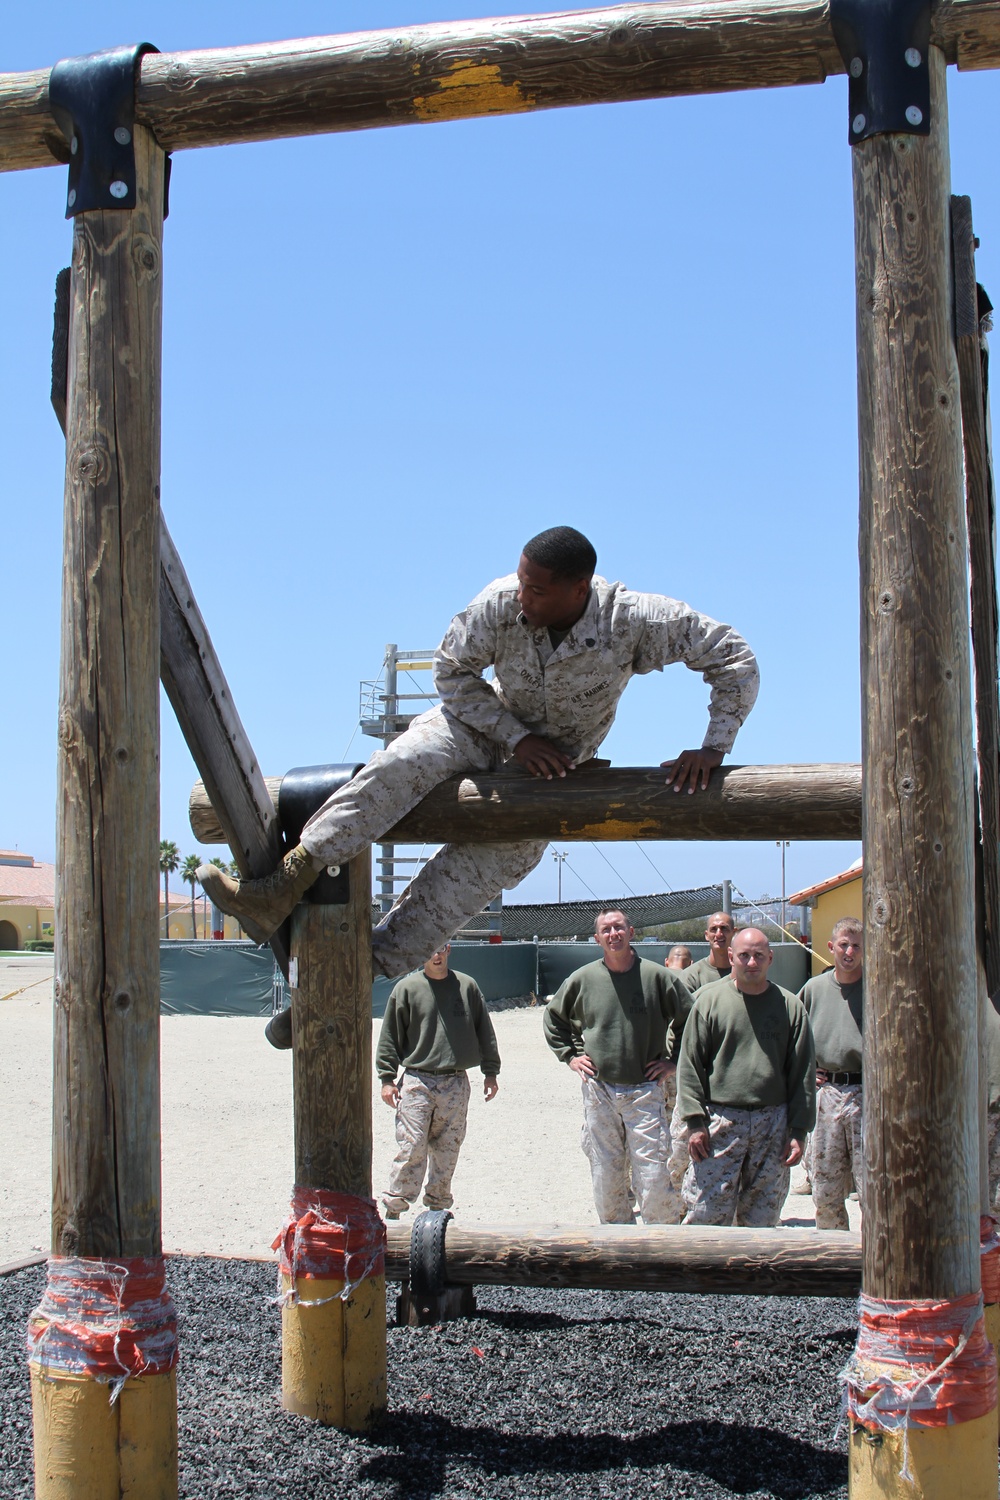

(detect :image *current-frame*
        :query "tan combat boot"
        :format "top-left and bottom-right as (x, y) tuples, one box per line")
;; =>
(196, 844), (322, 946)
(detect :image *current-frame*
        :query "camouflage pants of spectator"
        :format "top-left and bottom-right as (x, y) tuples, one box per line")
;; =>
(382, 1069), (471, 1215)
(988, 1103), (1000, 1215)
(667, 1097), (691, 1192)
(811, 1082), (862, 1231)
(582, 1078), (683, 1225)
(301, 707), (546, 976)
(682, 1103), (790, 1227)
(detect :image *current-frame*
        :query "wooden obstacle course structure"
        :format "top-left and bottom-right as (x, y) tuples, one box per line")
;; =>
(387, 1218), (863, 1300)
(3, 2), (1000, 1496)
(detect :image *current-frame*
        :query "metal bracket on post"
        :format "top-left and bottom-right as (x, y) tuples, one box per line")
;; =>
(277, 763), (364, 905)
(829, 0), (931, 145)
(48, 43), (159, 218)
(398, 1209), (476, 1325)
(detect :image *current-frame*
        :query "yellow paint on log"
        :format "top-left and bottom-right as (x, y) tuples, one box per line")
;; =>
(848, 1409), (998, 1498)
(30, 1367), (177, 1500)
(984, 1301), (1000, 1440)
(413, 62), (528, 121)
(281, 1272), (387, 1429)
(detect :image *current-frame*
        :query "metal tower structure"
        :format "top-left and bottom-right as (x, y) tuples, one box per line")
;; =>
(359, 645), (502, 937)
(360, 644), (437, 913)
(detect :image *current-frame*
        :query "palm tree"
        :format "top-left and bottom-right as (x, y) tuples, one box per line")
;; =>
(182, 854), (201, 939)
(209, 858), (229, 937)
(159, 840), (180, 936)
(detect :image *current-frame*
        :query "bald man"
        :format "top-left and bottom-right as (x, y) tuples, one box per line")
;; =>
(677, 928), (816, 1227)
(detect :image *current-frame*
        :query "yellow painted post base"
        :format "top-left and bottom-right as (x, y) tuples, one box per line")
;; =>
(848, 1410), (999, 1498)
(281, 1271), (387, 1429)
(984, 1302), (1000, 1442)
(30, 1366), (177, 1500)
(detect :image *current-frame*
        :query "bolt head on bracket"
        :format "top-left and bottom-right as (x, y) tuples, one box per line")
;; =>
(830, 0), (931, 144)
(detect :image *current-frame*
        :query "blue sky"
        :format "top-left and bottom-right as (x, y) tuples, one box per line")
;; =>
(3, 3), (998, 911)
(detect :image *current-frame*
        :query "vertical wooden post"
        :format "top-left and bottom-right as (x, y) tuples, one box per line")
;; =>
(952, 190), (1000, 1422)
(278, 853), (387, 1428)
(29, 124), (177, 1498)
(850, 48), (997, 1497)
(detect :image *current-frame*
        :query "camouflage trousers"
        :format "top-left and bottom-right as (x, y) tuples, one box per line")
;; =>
(989, 1103), (1000, 1215)
(811, 1082), (862, 1231)
(581, 1078), (683, 1225)
(301, 708), (545, 976)
(382, 1069), (471, 1215)
(682, 1103), (790, 1227)
(667, 1090), (691, 1193)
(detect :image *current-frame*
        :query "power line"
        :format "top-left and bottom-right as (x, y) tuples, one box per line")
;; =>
(632, 841), (675, 892)
(589, 842), (636, 897)
(563, 856), (599, 900)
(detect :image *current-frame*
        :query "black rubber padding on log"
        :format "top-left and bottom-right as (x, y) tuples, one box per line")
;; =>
(278, 763), (364, 905)
(48, 44), (159, 217)
(829, 0), (930, 144)
(409, 1210), (453, 1298)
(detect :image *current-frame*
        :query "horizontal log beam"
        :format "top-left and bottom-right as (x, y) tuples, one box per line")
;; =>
(384, 1221), (862, 1298)
(3, 1), (999, 174)
(189, 761), (862, 844)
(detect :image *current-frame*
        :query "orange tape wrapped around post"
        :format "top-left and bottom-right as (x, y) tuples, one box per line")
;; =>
(27, 1257), (178, 1499)
(980, 1216), (1000, 1439)
(274, 1188), (387, 1426)
(280, 849), (387, 1429)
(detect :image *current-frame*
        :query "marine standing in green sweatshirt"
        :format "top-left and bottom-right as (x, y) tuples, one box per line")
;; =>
(377, 943), (500, 1220)
(677, 927), (815, 1227)
(798, 916), (863, 1230)
(544, 909), (691, 1224)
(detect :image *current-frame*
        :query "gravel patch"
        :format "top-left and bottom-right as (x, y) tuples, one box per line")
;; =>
(2, 1256), (852, 1499)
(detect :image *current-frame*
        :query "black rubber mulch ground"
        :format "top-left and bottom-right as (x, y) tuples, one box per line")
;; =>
(1, 1256), (853, 1499)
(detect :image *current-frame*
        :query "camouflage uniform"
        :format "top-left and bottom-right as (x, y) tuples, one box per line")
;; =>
(989, 1105), (1000, 1216)
(682, 1104), (791, 1227)
(811, 1081), (862, 1231)
(301, 574), (759, 976)
(668, 1098), (691, 1192)
(383, 1070), (471, 1214)
(582, 1079), (683, 1224)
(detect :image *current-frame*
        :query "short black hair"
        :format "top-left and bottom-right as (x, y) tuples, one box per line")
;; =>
(522, 526), (597, 582)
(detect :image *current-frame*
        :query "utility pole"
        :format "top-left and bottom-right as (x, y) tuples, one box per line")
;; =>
(776, 842), (790, 935)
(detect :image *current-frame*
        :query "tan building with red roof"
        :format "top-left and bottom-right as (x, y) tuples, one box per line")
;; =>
(0, 851), (55, 950)
(0, 851), (236, 948)
(789, 858), (863, 976)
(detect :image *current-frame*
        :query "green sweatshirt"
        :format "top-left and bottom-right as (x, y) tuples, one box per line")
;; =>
(543, 954), (691, 1086)
(799, 969), (863, 1074)
(376, 969), (500, 1082)
(683, 956), (732, 993)
(676, 977), (816, 1139)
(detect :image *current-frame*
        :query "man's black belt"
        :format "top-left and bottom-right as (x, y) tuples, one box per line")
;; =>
(820, 1070), (862, 1086)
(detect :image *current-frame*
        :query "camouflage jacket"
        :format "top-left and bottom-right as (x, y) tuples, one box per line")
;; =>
(434, 573), (759, 763)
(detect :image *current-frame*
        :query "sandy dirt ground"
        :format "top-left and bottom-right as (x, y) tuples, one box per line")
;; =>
(0, 955), (856, 1264)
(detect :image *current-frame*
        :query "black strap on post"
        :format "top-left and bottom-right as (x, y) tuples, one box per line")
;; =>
(409, 1210), (453, 1298)
(48, 43), (160, 217)
(829, 0), (931, 145)
(277, 763), (364, 905)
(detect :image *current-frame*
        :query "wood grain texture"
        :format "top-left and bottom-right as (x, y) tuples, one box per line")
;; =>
(952, 195), (1000, 1000)
(384, 1222), (861, 1297)
(189, 762), (861, 845)
(53, 126), (166, 1258)
(50, 274), (286, 972)
(3, 1), (1000, 173)
(291, 854), (373, 1194)
(854, 48), (979, 1301)
(158, 518), (283, 880)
